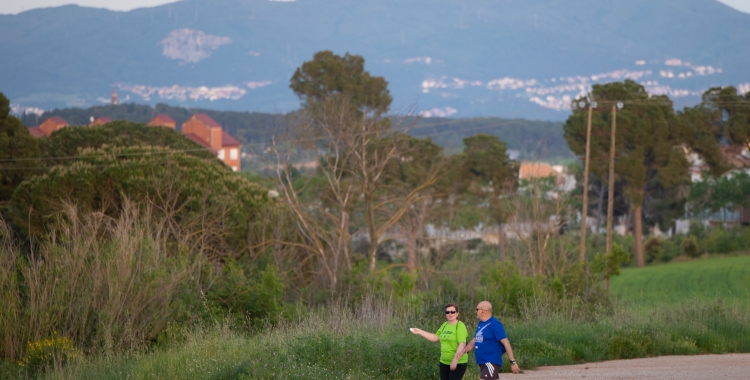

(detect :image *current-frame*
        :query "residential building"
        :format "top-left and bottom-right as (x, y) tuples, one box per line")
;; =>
(89, 117), (112, 126)
(147, 114), (176, 129)
(28, 116), (68, 137)
(518, 162), (575, 191)
(181, 113), (241, 171)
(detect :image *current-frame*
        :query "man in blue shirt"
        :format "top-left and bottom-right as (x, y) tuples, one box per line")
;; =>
(460, 301), (519, 379)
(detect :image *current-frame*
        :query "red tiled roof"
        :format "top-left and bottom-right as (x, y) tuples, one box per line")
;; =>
(153, 114), (176, 124)
(192, 113), (221, 128)
(222, 131), (241, 147)
(519, 162), (559, 180)
(184, 133), (218, 155)
(28, 127), (46, 138)
(45, 116), (67, 126)
(90, 117), (113, 126)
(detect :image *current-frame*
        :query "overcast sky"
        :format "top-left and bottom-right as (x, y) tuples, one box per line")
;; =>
(2, 0), (750, 14)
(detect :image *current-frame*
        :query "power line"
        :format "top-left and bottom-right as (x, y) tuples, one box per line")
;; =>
(0, 147), (212, 162)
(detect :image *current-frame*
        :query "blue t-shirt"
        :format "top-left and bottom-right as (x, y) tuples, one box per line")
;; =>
(473, 316), (507, 365)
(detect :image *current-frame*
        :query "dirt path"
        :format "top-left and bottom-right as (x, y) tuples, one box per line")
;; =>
(516, 353), (750, 379)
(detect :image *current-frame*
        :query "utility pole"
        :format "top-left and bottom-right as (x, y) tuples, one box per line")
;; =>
(580, 103), (594, 262)
(605, 103), (622, 255)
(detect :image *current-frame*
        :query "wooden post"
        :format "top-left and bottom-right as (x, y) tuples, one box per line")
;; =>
(606, 105), (617, 255)
(580, 105), (593, 262)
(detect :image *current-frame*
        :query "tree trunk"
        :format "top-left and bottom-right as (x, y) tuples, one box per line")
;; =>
(635, 204), (645, 267)
(365, 189), (379, 272)
(407, 226), (417, 273)
(498, 224), (507, 261)
(596, 180), (606, 233)
(340, 210), (351, 271)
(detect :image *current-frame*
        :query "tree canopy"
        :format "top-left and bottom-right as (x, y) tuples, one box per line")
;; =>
(0, 92), (41, 202)
(564, 80), (725, 266)
(290, 51), (392, 114)
(38, 120), (216, 166)
(7, 145), (270, 255)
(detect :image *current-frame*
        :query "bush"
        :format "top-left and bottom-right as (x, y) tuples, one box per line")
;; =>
(644, 237), (664, 263)
(481, 262), (543, 317)
(205, 260), (286, 328)
(515, 338), (574, 367)
(7, 145), (271, 256)
(17, 333), (78, 374)
(38, 120), (216, 165)
(702, 226), (739, 254)
(681, 236), (700, 258)
(607, 330), (652, 359)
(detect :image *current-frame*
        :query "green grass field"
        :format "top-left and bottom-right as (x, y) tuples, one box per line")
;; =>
(611, 255), (750, 306)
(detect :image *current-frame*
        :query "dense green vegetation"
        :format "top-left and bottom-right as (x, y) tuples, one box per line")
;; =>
(410, 117), (570, 160)
(0, 93), (40, 202)
(20, 103), (572, 160)
(611, 255), (750, 306)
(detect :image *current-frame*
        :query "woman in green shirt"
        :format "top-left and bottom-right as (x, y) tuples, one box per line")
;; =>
(410, 303), (468, 380)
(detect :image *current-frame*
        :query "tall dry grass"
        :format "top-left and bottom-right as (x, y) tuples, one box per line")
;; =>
(0, 202), (205, 362)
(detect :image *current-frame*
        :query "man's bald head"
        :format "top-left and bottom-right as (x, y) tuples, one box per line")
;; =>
(478, 301), (492, 312)
(476, 301), (493, 321)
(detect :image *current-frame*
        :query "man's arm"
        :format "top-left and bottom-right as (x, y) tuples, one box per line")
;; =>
(461, 338), (475, 354)
(500, 338), (520, 374)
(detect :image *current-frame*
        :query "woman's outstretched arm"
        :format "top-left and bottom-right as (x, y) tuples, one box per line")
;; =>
(410, 328), (440, 342)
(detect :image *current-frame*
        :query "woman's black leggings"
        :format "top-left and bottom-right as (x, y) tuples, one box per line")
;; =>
(439, 363), (467, 380)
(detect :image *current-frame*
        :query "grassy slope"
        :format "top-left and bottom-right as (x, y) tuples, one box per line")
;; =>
(611, 255), (750, 306)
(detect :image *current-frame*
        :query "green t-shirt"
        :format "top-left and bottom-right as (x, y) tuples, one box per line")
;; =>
(436, 321), (469, 365)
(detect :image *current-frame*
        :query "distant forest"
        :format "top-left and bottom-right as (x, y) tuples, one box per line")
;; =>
(20, 103), (572, 161)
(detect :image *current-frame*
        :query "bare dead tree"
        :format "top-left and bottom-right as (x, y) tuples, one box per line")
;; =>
(505, 177), (577, 277)
(267, 99), (362, 288)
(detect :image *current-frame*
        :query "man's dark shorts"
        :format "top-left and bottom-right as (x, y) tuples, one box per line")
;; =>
(478, 363), (501, 379)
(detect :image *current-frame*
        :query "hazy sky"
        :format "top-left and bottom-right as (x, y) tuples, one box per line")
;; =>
(2, 0), (750, 14)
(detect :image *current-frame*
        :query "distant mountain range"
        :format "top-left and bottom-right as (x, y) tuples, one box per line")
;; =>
(2, 0), (750, 120)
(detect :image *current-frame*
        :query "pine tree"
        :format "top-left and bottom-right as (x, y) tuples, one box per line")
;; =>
(564, 80), (725, 267)
(0, 92), (41, 203)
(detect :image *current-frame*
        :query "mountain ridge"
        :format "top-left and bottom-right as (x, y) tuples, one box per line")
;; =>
(2, 0), (750, 120)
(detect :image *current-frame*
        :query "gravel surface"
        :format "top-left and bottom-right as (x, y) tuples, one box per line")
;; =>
(515, 353), (750, 379)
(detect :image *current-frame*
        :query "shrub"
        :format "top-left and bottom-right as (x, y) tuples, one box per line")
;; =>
(703, 226), (738, 254)
(516, 338), (574, 367)
(660, 238), (679, 262)
(392, 271), (418, 298)
(644, 237), (664, 263)
(38, 120), (216, 165)
(7, 145), (271, 257)
(482, 262), (543, 317)
(17, 333), (78, 374)
(205, 260), (286, 328)
(681, 236), (700, 258)
(607, 330), (652, 359)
